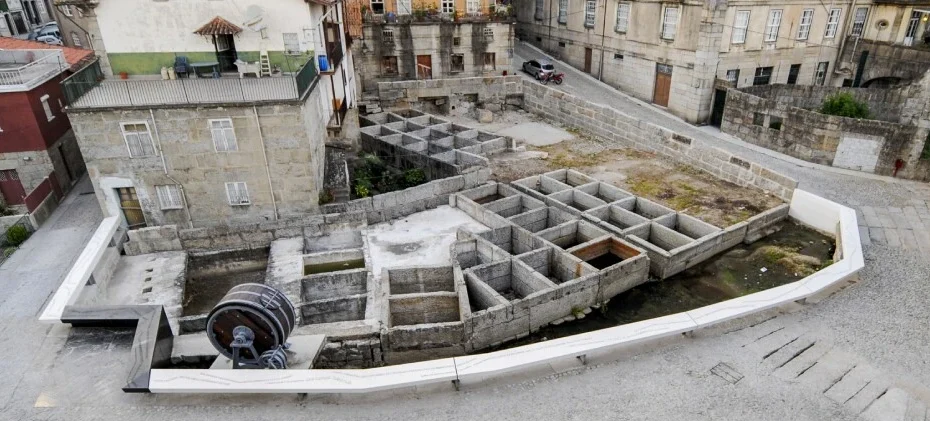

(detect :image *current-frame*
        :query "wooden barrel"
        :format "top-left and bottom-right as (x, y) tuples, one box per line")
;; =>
(206, 283), (296, 359)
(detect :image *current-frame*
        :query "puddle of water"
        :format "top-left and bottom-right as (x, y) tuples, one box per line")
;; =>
(488, 221), (834, 350)
(304, 259), (366, 275)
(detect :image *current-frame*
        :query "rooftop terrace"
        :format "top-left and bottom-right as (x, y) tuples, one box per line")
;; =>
(0, 49), (68, 92)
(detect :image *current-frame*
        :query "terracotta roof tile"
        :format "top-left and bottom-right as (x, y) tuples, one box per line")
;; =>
(0, 36), (95, 71)
(193, 16), (243, 35)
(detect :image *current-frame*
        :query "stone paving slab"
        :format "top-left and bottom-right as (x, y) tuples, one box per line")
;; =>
(857, 205), (930, 253)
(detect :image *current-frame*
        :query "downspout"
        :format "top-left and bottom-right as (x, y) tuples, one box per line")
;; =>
(148, 109), (194, 229)
(253, 106), (279, 221)
(597, 0), (608, 81)
(836, 0), (858, 80)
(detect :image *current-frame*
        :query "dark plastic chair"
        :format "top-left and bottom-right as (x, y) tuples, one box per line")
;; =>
(174, 56), (190, 78)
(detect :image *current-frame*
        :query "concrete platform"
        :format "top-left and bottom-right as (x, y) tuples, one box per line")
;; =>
(209, 334), (327, 370)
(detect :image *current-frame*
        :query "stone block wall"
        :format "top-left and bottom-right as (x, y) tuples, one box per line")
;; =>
(377, 76), (524, 114)
(736, 84), (907, 123)
(520, 81), (798, 201)
(722, 88), (920, 178)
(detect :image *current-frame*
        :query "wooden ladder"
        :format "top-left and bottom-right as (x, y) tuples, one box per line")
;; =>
(259, 51), (272, 77)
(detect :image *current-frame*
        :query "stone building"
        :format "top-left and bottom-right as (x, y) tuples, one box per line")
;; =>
(48, 2), (92, 49)
(0, 0), (54, 38)
(0, 39), (92, 219)
(347, 0), (515, 92)
(516, 0), (857, 124)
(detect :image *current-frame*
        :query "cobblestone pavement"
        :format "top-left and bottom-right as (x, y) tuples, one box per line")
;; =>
(2, 50), (930, 420)
(859, 205), (930, 253)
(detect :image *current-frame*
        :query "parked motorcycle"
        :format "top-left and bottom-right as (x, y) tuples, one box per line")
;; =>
(541, 72), (565, 85)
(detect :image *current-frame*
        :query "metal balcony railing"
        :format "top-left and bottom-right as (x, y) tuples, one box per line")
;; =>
(0, 50), (67, 92)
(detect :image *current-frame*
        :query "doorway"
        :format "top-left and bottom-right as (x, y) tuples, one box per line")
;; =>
(11, 12), (27, 34)
(0, 169), (25, 205)
(116, 187), (147, 230)
(653, 63), (672, 107)
(416, 54), (432, 79)
(584, 48), (593, 73)
(57, 144), (73, 185)
(3, 14), (15, 35)
(710, 89), (727, 127)
(214, 34), (238, 72)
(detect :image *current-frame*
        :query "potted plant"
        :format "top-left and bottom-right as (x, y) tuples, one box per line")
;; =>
(119, 71), (129, 79)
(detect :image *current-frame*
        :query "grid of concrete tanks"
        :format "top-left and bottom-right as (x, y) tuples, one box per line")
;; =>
(358, 109), (510, 177)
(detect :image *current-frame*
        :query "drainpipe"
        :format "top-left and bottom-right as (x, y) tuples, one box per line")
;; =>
(837, 0), (858, 81)
(253, 106), (279, 221)
(148, 109), (194, 229)
(597, 0), (608, 81)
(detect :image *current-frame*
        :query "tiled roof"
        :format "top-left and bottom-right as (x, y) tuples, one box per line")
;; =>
(193, 16), (243, 35)
(0, 36), (95, 71)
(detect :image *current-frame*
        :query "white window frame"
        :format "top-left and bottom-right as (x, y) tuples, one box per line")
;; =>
(615, 2), (630, 33)
(283, 33), (300, 55)
(466, 0), (479, 14)
(60, 5), (72, 17)
(370, 0), (385, 14)
(483, 27), (494, 41)
(441, 0), (454, 14)
(120, 121), (157, 158)
(210, 118), (239, 152)
(450, 53), (464, 73)
(558, 0), (568, 24)
(725, 69), (739, 83)
(155, 185), (183, 210)
(732, 10), (750, 44)
(815, 61), (828, 85)
(382, 28), (394, 43)
(397, 0), (412, 15)
(70, 32), (82, 48)
(584, 0), (596, 27)
(225, 182), (251, 206)
(661, 6), (678, 40)
(798, 9), (813, 40)
(825, 8), (841, 38)
(40, 94), (54, 121)
(851, 7), (868, 36)
(765, 10), (782, 42)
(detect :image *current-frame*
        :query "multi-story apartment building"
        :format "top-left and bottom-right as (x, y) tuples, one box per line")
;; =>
(517, 0), (855, 124)
(61, 0), (356, 229)
(349, 0), (515, 91)
(0, 38), (92, 219)
(49, 2), (91, 48)
(0, 0), (55, 38)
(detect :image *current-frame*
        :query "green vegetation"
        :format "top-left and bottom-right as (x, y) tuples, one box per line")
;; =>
(318, 189), (334, 205)
(0, 204), (16, 216)
(351, 154), (428, 199)
(820, 93), (870, 119)
(5, 225), (29, 247)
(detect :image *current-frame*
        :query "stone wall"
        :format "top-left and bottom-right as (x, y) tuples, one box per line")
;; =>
(722, 87), (921, 178)
(519, 81), (798, 201)
(736, 84), (907, 123)
(355, 22), (515, 92)
(837, 36), (930, 87)
(377, 76), (524, 115)
(70, 84), (328, 228)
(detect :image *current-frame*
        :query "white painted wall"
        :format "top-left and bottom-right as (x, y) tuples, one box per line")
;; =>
(95, 0), (318, 53)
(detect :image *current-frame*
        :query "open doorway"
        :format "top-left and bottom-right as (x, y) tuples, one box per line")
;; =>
(214, 34), (238, 72)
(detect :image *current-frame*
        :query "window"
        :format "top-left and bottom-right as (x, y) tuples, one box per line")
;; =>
(283, 33), (300, 55)
(453, 36), (461, 46)
(40, 94), (54, 121)
(484, 27), (494, 41)
(851, 7), (868, 36)
(558, 0), (568, 24)
(467, 0), (479, 14)
(661, 7), (678, 40)
(60, 5), (72, 16)
(441, 0), (454, 13)
(210, 119), (238, 152)
(483, 52), (496, 70)
(535, 0), (544, 20)
(120, 122), (156, 158)
(397, 0), (412, 14)
(725, 69), (739, 83)
(787, 64), (801, 84)
(451, 54), (464, 73)
(825, 8), (841, 38)
(753, 66), (773, 85)
(798, 9), (813, 40)
(225, 182), (251, 206)
(370, 0), (384, 14)
(155, 185), (183, 210)
(584, 0), (596, 27)
(752, 112), (765, 126)
(70, 32), (82, 48)
(615, 2), (630, 33)
(732, 11), (749, 44)
(614, 53), (624, 60)
(382, 56), (398, 74)
(815, 62), (828, 86)
(383, 29), (394, 44)
(765, 10), (781, 42)
(558, 41), (566, 47)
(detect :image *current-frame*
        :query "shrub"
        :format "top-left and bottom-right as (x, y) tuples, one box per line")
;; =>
(820, 93), (870, 119)
(402, 168), (426, 188)
(6, 225), (29, 247)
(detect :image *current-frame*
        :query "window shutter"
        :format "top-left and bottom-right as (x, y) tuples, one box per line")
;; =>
(237, 182), (249, 204)
(126, 133), (142, 157)
(226, 183), (238, 204)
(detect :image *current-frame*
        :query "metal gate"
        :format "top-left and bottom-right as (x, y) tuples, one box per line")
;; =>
(0, 169), (26, 205)
(117, 187), (147, 229)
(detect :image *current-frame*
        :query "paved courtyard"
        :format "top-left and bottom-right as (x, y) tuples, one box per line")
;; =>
(0, 48), (929, 420)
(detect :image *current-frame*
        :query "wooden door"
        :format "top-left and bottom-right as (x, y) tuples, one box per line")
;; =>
(584, 48), (593, 73)
(416, 55), (432, 79)
(653, 63), (672, 107)
(0, 170), (25, 205)
(116, 187), (147, 230)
